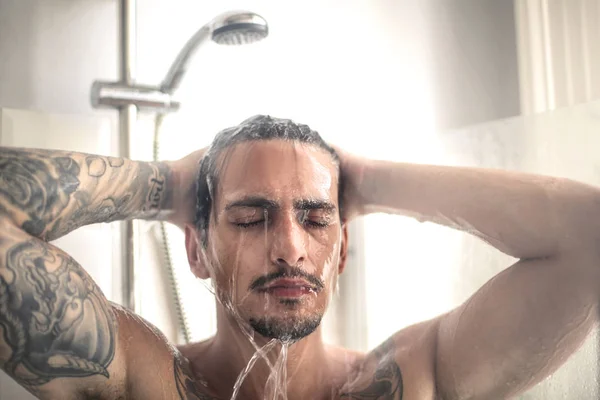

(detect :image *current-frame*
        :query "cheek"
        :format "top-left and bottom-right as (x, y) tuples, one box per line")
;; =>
(307, 229), (342, 276)
(209, 227), (267, 291)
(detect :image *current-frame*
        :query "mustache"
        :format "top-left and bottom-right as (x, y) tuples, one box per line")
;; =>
(249, 266), (325, 291)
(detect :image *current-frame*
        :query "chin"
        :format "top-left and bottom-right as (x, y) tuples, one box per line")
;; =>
(248, 313), (323, 343)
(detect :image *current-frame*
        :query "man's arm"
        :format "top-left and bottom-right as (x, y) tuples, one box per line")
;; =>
(342, 155), (599, 259)
(0, 146), (186, 398)
(0, 147), (173, 240)
(341, 152), (600, 399)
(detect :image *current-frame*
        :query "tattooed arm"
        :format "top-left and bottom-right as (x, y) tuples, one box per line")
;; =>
(0, 224), (123, 399)
(0, 147), (174, 241)
(0, 147), (193, 399)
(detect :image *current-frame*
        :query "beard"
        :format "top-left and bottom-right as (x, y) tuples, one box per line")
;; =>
(249, 313), (323, 343)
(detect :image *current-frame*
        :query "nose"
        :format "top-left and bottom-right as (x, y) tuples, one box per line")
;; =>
(269, 214), (307, 267)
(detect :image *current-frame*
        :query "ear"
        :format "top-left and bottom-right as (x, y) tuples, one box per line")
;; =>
(184, 223), (210, 279)
(338, 223), (349, 274)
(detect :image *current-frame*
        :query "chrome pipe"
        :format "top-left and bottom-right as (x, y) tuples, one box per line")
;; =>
(120, 0), (135, 84)
(119, 0), (137, 312)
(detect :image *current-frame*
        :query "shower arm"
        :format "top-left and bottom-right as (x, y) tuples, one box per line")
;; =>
(160, 26), (211, 95)
(92, 22), (213, 113)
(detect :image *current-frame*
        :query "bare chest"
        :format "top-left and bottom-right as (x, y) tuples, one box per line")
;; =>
(173, 356), (403, 400)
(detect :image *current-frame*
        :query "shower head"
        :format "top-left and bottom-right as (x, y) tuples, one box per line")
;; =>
(160, 10), (269, 94)
(211, 12), (268, 45)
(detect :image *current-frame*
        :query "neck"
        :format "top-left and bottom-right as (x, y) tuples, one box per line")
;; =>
(204, 303), (333, 399)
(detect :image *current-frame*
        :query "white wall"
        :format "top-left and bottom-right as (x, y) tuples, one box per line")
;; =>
(425, 0), (521, 129)
(0, 0), (118, 116)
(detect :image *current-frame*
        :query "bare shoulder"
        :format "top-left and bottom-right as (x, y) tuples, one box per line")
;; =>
(110, 305), (222, 399)
(339, 317), (441, 400)
(108, 303), (196, 400)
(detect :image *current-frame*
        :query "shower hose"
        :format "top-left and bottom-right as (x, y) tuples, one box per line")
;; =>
(152, 113), (191, 344)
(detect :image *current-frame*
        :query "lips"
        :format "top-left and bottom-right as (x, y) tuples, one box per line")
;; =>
(260, 279), (317, 298)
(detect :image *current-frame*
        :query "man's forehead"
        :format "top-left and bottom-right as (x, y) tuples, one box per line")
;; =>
(219, 140), (336, 166)
(215, 140), (339, 196)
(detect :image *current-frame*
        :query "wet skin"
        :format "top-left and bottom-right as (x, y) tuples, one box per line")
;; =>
(1, 139), (599, 400)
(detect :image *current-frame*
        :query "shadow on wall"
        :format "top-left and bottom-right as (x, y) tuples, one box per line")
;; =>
(0, 1), (35, 110)
(424, 0), (521, 130)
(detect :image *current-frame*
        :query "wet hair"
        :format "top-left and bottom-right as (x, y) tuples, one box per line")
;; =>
(195, 115), (343, 244)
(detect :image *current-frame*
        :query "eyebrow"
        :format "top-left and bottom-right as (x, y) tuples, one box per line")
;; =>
(225, 197), (278, 210)
(224, 196), (336, 211)
(294, 198), (336, 211)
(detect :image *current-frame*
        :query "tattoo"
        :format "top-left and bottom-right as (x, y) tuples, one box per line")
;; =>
(0, 238), (116, 388)
(174, 353), (222, 400)
(146, 174), (166, 213)
(85, 156), (107, 178)
(340, 338), (404, 399)
(107, 157), (124, 168)
(0, 148), (173, 241)
(45, 192), (131, 240)
(0, 149), (80, 237)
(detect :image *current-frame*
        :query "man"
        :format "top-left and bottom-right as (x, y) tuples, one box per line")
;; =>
(0, 114), (598, 400)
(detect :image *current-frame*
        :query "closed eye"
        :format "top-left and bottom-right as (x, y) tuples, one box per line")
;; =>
(235, 219), (330, 229)
(235, 220), (265, 228)
(298, 210), (333, 228)
(304, 219), (331, 228)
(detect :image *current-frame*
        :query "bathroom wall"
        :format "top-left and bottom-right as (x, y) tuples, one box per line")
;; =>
(425, 0), (521, 129)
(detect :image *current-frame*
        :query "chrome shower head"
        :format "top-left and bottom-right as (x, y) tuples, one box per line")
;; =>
(160, 10), (269, 94)
(211, 12), (268, 45)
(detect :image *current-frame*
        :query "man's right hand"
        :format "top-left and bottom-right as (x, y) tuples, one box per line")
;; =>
(167, 148), (207, 230)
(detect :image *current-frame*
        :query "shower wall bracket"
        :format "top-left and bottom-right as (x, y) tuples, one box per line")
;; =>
(91, 81), (181, 113)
